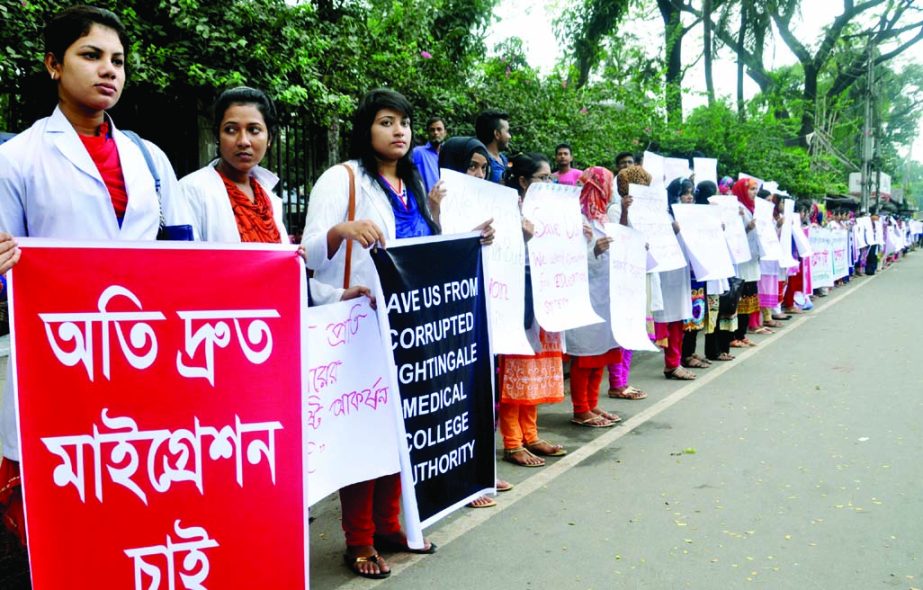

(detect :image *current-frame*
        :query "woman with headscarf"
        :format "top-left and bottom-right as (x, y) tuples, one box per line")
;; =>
(566, 167), (623, 426)
(436, 135), (512, 506)
(729, 178), (761, 348)
(753, 188), (785, 333)
(605, 165), (652, 400)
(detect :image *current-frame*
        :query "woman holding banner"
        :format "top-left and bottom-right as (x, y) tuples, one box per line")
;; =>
(302, 88), (440, 579)
(729, 178), (762, 348)
(178, 86), (368, 305)
(566, 166), (623, 426)
(606, 165), (653, 400)
(0, 6), (197, 548)
(497, 154), (571, 456)
(655, 178), (695, 380)
(437, 135), (514, 506)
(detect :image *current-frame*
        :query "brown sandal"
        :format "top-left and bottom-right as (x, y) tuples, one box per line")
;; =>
(503, 446), (545, 467)
(526, 439), (567, 457)
(664, 367), (696, 380)
(608, 386), (648, 400)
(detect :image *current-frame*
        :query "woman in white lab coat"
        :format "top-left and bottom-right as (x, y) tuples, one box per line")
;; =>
(0, 6), (193, 547)
(178, 86), (362, 305)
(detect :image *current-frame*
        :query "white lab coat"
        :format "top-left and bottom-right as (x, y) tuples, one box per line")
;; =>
(0, 106), (193, 240)
(302, 160), (399, 290)
(0, 107), (196, 461)
(565, 218), (618, 356)
(179, 163), (342, 304)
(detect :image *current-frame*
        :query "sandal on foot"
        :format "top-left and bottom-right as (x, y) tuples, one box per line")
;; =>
(526, 439), (567, 457)
(467, 495), (497, 508)
(741, 337), (757, 347)
(592, 408), (622, 423)
(749, 326), (773, 335)
(691, 353), (712, 365)
(496, 479), (513, 492)
(344, 553), (390, 579)
(609, 386), (647, 400)
(503, 447), (545, 467)
(373, 534), (437, 555)
(571, 415), (615, 428)
(729, 339), (747, 348)
(712, 352), (735, 361)
(771, 313), (792, 320)
(664, 367), (696, 380)
(682, 356), (710, 369)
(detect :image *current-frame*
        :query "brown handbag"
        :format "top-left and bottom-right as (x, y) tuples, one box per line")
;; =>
(341, 164), (357, 289)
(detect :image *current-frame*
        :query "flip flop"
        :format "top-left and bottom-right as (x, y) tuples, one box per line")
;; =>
(570, 415), (615, 428)
(664, 367), (696, 380)
(467, 496), (497, 508)
(344, 553), (391, 579)
(608, 386), (648, 400)
(496, 479), (514, 492)
(503, 447), (545, 467)
(526, 439), (568, 457)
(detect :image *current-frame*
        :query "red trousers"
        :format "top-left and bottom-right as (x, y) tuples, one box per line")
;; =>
(570, 365), (604, 414)
(662, 321), (684, 370)
(783, 270), (803, 308)
(338, 474), (402, 547)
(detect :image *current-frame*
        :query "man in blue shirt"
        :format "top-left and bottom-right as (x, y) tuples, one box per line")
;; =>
(411, 116), (446, 195)
(475, 109), (510, 183)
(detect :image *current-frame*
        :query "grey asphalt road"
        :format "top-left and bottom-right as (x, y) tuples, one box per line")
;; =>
(309, 251), (923, 590)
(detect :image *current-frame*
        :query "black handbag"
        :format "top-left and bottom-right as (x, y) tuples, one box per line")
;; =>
(718, 277), (744, 317)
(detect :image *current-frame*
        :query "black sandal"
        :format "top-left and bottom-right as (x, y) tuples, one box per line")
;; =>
(344, 552), (391, 579)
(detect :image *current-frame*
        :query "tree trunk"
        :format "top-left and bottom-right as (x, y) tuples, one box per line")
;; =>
(704, 0), (715, 106)
(736, 4), (748, 120)
(800, 63), (818, 145)
(658, 0), (684, 125)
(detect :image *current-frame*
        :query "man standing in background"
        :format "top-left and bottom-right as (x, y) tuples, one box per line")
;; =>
(552, 143), (582, 185)
(412, 116), (446, 194)
(475, 109), (511, 183)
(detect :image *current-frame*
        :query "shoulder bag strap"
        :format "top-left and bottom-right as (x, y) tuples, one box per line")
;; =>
(340, 163), (357, 289)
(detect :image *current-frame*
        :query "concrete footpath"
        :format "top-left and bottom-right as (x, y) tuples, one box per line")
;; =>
(312, 252), (923, 590)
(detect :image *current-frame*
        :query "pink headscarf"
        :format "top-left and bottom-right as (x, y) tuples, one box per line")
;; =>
(578, 166), (614, 224)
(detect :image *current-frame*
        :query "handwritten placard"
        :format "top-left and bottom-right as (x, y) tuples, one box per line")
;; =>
(778, 199), (800, 268)
(438, 169), (531, 354)
(521, 182), (604, 332)
(708, 195), (752, 264)
(605, 224), (657, 351)
(753, 197), (781, 261)
(671, 204), (735, 280)
(626, 183), (687, 272)
(643, 151), (665, 187)
(303, 298), (404, 506)
(809, 228), (834, 288)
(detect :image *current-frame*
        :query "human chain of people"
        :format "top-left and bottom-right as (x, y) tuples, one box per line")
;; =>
(0, 5), (921, 588)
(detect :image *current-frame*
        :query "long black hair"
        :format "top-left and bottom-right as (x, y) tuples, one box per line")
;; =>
(350, 88), (438, 234)
(503, 152), (549, 196)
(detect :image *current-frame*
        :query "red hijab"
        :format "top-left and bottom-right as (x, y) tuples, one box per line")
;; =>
(732, 177), (757, 213)
(579, 166), (614, 224)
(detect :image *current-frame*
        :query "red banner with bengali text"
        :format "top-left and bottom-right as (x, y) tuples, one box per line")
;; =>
(8, 241), (307, 589)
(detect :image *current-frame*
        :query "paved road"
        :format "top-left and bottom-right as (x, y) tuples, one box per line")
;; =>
(308, 252), (923, 590)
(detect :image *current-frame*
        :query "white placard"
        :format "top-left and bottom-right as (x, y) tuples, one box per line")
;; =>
(692, 157), (718, 186)
(642, 151), (665, 187)
(605, 224), (657, 352)
(809, 228), (834, 288)
(708, 195), (752, 264)
(792, 222), (813, 257)
(521, 182), (604, 332)
(738, 172), (765, 190)
(627, 183), (687, 272)
(671, 204), (735, 280)
(753, 197), (781, 261)
(778, 199), (799, 269)
(664, 157), (692, 185)
(304, 298), (404, 506)
(439, 169), (532, 354)
(830, 229), (849, 279)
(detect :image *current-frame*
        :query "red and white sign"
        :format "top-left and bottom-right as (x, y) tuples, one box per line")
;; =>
(8, 241), (308, 589)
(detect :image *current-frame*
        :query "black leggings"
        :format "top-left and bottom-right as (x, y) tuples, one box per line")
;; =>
(705, 329), (733, 358)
